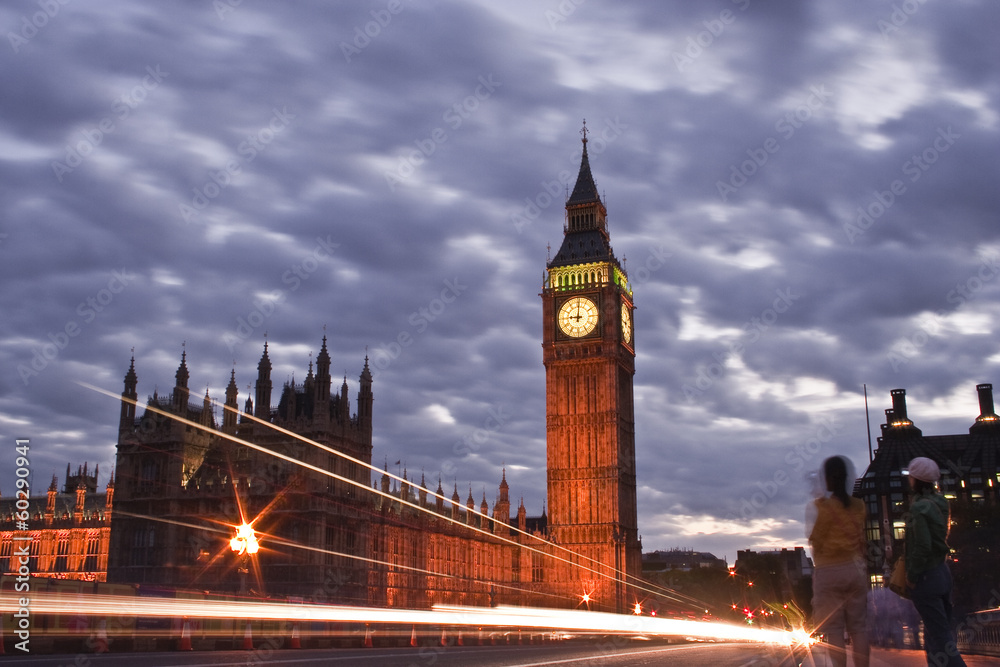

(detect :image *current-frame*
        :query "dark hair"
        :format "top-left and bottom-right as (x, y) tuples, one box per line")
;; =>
(824, 456), (851, 508)
(912, 478), (936, 495)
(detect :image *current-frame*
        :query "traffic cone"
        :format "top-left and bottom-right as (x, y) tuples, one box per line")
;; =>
(440, 627), (448, 646)
(477, 628), (484, 645)
(363, 624), (373, 648)
(410, 626), (418, 647)
(456, 629), (463, 646)
(94, 620), (109, 653)
(242, 622), (253, 650)
(178, 619), (193, 651)
(289, 623), (301, 649)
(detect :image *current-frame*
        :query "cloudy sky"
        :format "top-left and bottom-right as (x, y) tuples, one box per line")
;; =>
(1, 0), (998, 566)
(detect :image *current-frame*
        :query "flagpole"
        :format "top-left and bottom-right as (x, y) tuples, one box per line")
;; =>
(864, 384), (873, 463)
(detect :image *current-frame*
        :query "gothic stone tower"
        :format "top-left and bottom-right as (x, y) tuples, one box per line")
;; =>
(541, 125), (641, 613)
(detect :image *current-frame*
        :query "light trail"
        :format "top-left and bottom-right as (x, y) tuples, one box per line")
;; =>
(113, 511), (571, 604)
(0, 593), (809, 647)
(82, 381), (706, 611)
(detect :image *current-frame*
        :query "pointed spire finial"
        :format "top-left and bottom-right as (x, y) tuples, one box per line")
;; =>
(581, 118), (588, 146)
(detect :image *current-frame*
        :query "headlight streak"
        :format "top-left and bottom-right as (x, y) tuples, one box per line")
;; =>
(80, 381), (708, 611)
(0, 593), (805, 647)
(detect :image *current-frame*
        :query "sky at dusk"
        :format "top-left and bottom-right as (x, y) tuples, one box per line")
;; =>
(1, 0), (999, 566)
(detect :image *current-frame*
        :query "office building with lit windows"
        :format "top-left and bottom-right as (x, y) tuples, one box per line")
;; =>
(858, 385), (1000, 608)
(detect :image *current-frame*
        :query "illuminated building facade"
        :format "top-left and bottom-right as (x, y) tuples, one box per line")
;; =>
(541, 125), (642, 612)
(104, 134), (645, 612)
(859, 385), (1000, 611)
(107, 340), (378, 602)
(105, 343), (560, 607)
(0, 464), (113, 581)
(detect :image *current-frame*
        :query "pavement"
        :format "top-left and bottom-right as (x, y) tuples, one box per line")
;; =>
(808, 647), (999, 665)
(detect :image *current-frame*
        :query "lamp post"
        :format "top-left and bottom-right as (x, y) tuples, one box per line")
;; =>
(230, 522), (259, 595)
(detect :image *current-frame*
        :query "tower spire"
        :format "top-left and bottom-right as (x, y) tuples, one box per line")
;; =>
(567, 119), (602, 208)
(255, 341), (272, 419)
(120, 353), (138, 433)
(173, 346), (190, 412)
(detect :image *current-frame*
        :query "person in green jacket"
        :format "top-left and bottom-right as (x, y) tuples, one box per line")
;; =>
(904, 457), (967, 667)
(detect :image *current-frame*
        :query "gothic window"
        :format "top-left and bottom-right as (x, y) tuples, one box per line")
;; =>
(55, 532), (70, 572)
(129, 527), (156, 567)
(0, 538), (10, 573)
(531, 552), (543, 583)
(84, 533), (101, 571)
(140, 460), (159, 493)
(28, 537), (40, 572)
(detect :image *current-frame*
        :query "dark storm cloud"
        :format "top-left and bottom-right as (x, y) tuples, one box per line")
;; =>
(0, 0), (998, 564)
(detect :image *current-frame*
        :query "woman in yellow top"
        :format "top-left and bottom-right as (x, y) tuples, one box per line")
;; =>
(807, 455), (869, 667)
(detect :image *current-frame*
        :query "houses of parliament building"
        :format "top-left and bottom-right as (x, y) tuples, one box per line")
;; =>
(1, 132), (645, 613)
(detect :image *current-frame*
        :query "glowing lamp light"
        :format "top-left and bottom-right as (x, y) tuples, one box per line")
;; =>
(633, 602), (642, 615)
(230, 523), (259, 555)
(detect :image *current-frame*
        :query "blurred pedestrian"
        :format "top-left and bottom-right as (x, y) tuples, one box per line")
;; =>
(905, 456), (968, 667)
(807, 455), (870, 667)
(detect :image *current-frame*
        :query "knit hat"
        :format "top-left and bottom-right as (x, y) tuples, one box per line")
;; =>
(907, 457), (940, 483)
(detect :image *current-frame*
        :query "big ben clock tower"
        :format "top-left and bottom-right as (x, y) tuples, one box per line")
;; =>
(542, 123), (641, 613)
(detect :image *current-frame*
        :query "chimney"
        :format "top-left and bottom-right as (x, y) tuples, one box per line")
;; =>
(971, 383), (1000, 434)
(884, 390), (922, 438)
(890, 389), (908, 421)
(977, 383), (995, 418)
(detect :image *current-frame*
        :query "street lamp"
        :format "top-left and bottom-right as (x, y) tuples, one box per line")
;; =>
(230, 522), (259, 594)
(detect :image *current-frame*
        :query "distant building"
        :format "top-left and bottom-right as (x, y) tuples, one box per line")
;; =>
(855, 384), (1000, 588)
(0, 463), (113, 581)
(735, 547), (813, 602)
(642, 549), (727, 574)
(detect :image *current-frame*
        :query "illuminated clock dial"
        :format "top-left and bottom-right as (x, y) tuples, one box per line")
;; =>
(558, 296), (599, 337)
(621, 303), (632, 344)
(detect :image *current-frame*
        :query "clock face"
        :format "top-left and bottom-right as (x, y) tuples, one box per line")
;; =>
(558, 296), (599, 337)
(621, 303), (632, 344)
